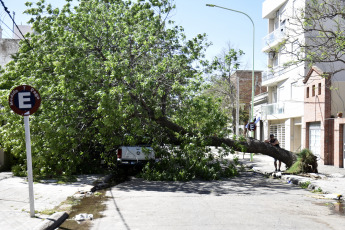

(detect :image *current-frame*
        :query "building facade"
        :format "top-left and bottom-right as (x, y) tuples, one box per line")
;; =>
(304, 66), (345, 166)
(260, 0), (306, 152)
(259, 0), (345, 167)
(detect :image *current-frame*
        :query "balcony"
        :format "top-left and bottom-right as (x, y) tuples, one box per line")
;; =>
(262, 65), (285, 83)
(261, 101), (304, 120)
(262, 103), (285, 118)
(262, 25), (286, 52)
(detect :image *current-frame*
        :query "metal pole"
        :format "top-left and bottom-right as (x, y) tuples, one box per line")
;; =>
(206, 4), (255, 160)
(24, 114), (35, 218)
(206, 4), (255, 125)
(236, 75), (239, 136)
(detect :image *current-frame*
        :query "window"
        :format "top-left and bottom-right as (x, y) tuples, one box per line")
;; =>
(292, 0), (297, 17)
(318, 83), (321, 95)
(272, 86), (277, 103)
(274, 10), (280, 30)
(312, 85), (316, 97)
(278, 86), (285, 102)
(291, 82), (299, 100)
(306, 87), (309, 98)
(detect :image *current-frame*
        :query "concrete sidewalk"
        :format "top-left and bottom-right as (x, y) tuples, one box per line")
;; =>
(0, 173), (100, 230)
(238, 153), (345, 197)
(1, 154), (345, 229)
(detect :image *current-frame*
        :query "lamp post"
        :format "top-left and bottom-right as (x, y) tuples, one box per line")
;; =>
(206, 4), (256, 137)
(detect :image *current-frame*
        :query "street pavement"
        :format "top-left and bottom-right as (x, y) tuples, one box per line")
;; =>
(1, 153), (345, 229)
(91, 154), (345, 230)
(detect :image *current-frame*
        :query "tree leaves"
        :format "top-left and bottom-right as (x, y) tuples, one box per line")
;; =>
(0, 0), (231, 178)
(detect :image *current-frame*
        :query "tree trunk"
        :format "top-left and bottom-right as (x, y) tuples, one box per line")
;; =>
(207, 136), (297, 168)
(132, 94), (299, 168)
(154, 116), (297, 168)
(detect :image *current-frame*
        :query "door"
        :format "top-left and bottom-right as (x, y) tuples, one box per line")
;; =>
(309, 122), (321, 160)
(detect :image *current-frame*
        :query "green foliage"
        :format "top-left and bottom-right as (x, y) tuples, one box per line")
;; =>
(204, 48), (245, 133)
(0, 0), (234, 179)
(286, 149), (317, 174)
(299, 180), (311, 189)
(312, 187), (323, 193)
(141, 140), (238, 181)
(290, 0), (345, 72)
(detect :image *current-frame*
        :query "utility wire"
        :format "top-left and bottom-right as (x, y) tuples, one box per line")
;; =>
(0, 0), (32, 49)
(0, 18), (22, 39)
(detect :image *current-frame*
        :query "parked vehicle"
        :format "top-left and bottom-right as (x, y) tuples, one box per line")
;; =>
(117, 146), (155, 165)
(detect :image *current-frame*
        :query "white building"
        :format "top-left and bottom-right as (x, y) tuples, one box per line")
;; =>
(258, 0), (345, 155)
(259, 0), (307, 152)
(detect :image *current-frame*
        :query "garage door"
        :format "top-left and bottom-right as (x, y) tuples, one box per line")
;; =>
(309, 122), (321, 160)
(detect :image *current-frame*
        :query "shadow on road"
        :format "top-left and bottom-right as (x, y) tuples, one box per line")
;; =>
(110, 171), (303, 196)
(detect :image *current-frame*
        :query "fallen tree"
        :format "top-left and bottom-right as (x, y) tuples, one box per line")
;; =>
(0, 0), (316, 178)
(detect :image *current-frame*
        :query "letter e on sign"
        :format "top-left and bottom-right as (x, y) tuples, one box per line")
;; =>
(248, 122), (256, 131)
(9, 85), (41, 116)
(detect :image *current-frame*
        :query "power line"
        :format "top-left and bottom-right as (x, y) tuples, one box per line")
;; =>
(0, 0), (31, 49)
(0, 18), (22, 39)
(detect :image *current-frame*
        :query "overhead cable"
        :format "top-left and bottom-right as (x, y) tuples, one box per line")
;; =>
(0, 0), (32, 49)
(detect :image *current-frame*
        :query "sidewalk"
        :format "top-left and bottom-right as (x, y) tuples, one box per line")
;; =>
(238, 153), (345, 197)
(1, 154), (345, 229)
(0, 173), (100, 230)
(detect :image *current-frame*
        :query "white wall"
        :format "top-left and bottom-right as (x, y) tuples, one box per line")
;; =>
(0, 39), (20, 67)
(331, 81), (345, 116)
(262, 0), (288, 19)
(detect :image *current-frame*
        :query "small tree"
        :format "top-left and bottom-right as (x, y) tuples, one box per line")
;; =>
(281, 0), (345, 75)
(205, 45), (245, 134)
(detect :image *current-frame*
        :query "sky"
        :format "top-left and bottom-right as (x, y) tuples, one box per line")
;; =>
(0, 0), (268, 70)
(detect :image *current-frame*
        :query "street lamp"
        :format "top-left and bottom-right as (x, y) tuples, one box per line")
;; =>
(206, 4), (256, 137)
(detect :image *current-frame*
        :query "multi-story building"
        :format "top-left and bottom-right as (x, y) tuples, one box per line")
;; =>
(260, 0), (306, 152)
(259, 0), (345, 167)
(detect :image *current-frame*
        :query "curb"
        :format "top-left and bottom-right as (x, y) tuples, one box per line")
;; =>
(33, 212), (69, 230)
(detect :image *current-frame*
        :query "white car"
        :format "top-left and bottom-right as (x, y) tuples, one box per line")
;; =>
(117, 146), (155, 165)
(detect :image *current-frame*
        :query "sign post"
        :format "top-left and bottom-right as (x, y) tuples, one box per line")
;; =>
(9, 85), (41, 218)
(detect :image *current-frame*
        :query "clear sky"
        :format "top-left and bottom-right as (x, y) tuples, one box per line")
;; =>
(0, 0), (268, 70)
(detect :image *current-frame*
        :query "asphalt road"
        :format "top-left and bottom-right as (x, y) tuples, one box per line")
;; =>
(91, 171), (345, 230)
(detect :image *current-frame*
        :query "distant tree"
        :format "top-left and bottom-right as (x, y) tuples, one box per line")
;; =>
(205, 45), (246, 134)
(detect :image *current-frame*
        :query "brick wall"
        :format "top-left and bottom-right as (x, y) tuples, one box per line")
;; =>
(304, 67), (332, 164)
(334, 118), (345, 167)
(232, 70), (267, 109)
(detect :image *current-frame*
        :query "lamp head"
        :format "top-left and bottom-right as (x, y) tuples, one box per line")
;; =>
(206, 4), (215, 7)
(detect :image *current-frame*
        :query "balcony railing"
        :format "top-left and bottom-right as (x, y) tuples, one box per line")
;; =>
(262, 103), (285, 118)
(262, 25), (286, 49)
(261, 101), (304, 119)
(262, 65), (285, 82)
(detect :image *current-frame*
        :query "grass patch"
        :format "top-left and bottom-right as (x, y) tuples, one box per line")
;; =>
(299, 181), (311, 189)
(312, 187), (323, 193)
(39, 209), (56, 215)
